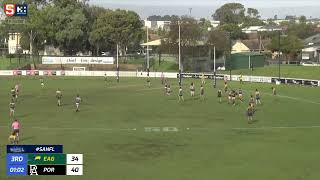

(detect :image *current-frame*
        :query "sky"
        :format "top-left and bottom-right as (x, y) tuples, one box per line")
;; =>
(89, 0), (320, 19)
(90, 0), (320, 7)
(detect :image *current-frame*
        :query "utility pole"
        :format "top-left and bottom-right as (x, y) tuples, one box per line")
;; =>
(278, 30), (281, 80)
(146, 27), (150, 76)
(116, 43), (119, 83)
(213, 45), (217, 88)
(178, 21), (182, 86)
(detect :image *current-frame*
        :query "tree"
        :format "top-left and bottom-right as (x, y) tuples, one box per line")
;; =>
(247, 8), (260, 18)
(242, 17), (265, 27)
(89, 9), (143, 56)
(45, 4), (87, 55)
(207, 29), (229, 58)
(161, 16), (202, 71)
(218, 24), (247, 40)
(213, 3), (245, 25)
(299, 16), (307, 24)
(286, 21), (317, 39)
(83, 5), (108, 55)
(268, 35), (303, 61)
(199, 18), (213, 33)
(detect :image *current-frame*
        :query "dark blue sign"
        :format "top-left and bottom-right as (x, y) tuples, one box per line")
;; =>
(7, 164), (27, 176)
(7, 154), (27, 165)
(7, 145), (63, 154)
(15, 4), (28, 16)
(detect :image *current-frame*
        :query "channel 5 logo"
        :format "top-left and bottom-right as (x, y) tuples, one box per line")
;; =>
(4, 4), (28, 17)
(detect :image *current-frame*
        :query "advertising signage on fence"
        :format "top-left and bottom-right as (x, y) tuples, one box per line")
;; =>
(42, 57), (114, 65)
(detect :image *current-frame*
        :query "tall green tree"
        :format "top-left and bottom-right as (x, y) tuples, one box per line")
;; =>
(218, 24), (247, 40)
(213, 3), (245, 25)
(89, 9), (143, 56)
(199, 18), (213, 33)
(247, 8), (260, 18)
(268, 35), (303, 61)
(44, 4), (87, 55)
(207, 29), (229, 58)
(161, 16), (202, 71)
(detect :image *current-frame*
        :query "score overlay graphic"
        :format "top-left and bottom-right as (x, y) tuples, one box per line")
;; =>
(6, 145), (83, 176)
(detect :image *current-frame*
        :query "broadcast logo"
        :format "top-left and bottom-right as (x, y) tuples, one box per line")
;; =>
(4, 4), (28, 17)
(34, 156), (41, 161)
(29, 165), (38, 176)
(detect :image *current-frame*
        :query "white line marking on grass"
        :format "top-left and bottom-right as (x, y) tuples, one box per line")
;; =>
(273, 94), (320, 105)
(231, 126), (320, 130)
(0, 126), (137, 132)
(242, 89), (320, 105)
(4, 125), (320, 132)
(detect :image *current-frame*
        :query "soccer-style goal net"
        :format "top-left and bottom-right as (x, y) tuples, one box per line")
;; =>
(73, 67), (86, 71)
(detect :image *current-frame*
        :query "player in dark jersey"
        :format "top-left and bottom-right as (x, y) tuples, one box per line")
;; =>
(11, 88), (16, 101)
(167, 85), (171, 96)
(178, 86), (184, 102)
(104, 73), (108, 85)
(56, 89), (62, 106)
(9, 99), (15, 117)
(164, 83), (168, 95)
(238, 89), (243, 102)
(249, 95), (255, 107)
(190, 82), (195, 97)
(228, 91), (232, 104)
(247, 103), (254, 124)
(217, 89), (222, 103)
(255, 89), (261, 105)
(146, 76), (151, 88)
(231, 90), (236, 106)
(200, 85), (204, 101)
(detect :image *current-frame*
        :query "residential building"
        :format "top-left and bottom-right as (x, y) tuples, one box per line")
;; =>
(143, 20), (170, 30)
(210, 20), (220, 28)
(242, 26), (263, 34)
(8, 32), (21, 54)
(232, 39), (269, 54)
(302, 33), (320, 62)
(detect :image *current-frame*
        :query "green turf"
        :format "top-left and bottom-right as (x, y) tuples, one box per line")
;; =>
(218, 64), (320, 80)
(0, 57), (36, 70)
(0, 77), (319, 180)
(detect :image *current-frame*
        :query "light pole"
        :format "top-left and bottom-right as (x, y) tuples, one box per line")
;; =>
(116, 43), (119, 83)
(228, 31), (232, 81)
(178, 21), (182, 86)
(146, 27), (150, 77)
(278, 30), (281, 80)
(258, 26), (282, 80)
(213, 45), (217, 88)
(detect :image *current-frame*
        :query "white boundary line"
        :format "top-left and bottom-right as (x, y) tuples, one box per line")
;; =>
(2, 125), (320, 131)
(231, 126), (320, 130)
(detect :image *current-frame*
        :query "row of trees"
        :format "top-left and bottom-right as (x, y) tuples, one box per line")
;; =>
(0, 0), (317, 64)
(159, 3), (318, 65)
(0, 0), (144, 56)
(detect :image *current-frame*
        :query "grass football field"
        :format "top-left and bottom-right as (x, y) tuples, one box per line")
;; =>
(0, 76), (320, 180)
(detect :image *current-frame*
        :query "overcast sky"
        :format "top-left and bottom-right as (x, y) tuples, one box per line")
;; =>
(90, 0), (320, 7)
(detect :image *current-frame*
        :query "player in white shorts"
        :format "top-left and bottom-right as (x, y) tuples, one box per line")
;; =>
(75, 94), (82, 112)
